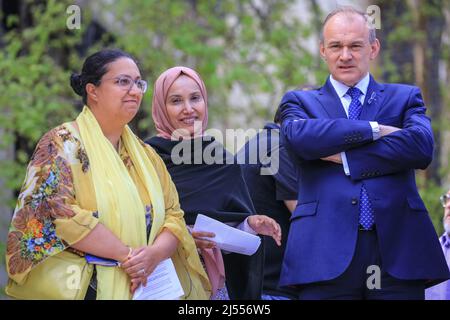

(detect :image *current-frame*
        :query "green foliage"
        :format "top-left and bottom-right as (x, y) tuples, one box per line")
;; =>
(0, 0), (83, 205)
(0, 0), (327, 207)
(418, 178), (445, 235)
(104, 0), (326, 129)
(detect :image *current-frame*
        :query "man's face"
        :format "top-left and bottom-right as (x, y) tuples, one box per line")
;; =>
(320, 13), (380, 87)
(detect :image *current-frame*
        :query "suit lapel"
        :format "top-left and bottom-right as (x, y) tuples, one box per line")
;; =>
(314, 78), (348, 119)
(359, 76), (385, 121)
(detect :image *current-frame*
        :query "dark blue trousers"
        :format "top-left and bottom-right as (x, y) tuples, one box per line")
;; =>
(297, 230), (425, 300)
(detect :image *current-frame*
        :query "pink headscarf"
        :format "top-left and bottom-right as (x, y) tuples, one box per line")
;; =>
(151, 66), (209, 139)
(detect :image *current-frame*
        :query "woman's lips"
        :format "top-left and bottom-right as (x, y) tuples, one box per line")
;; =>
(180, 117), (197, 124)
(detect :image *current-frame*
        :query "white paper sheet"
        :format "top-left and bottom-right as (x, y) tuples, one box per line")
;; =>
(193, 214), (261, 255)
(132, 258), (184, 300)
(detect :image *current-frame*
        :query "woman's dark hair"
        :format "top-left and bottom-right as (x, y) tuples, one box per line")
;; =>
(70, 49), (135, 104)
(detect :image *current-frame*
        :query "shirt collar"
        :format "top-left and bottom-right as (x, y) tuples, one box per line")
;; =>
(329, 73), (371, 99)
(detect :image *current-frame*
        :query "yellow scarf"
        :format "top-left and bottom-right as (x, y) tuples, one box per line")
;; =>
(76, 106), (210, 300)
(76, 106), (165, 299)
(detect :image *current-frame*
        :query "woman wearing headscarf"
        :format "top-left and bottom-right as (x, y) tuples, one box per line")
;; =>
(146, 66), (282, 300)
(5, 50), (210, 300)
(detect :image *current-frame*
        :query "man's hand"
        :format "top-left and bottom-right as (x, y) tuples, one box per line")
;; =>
(321, 153), (342, 164)
(320, 125), (401, 165)
(379, 125), (401, 137)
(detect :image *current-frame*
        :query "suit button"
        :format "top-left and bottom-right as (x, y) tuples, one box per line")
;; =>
(351, 198), (358, 205)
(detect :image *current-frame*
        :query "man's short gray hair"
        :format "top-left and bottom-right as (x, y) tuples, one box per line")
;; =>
(319, 6), (377, 44)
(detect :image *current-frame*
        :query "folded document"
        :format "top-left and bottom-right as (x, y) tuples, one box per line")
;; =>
(193, 214), (261, 255)
(133, 258), (184, 300)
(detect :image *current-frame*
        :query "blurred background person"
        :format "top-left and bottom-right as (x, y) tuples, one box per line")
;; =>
(426, 188), (450, 300)
(236, 107), (298, 300)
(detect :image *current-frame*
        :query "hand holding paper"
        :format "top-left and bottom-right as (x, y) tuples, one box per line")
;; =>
(193, 214), (261, 255)
(191, 230), (217, 249)
(132, 258), (184, 300)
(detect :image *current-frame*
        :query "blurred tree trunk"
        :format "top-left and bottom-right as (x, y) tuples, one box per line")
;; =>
(0, 0), (20, 217)
(308, 0), (323, 69)
(376, 0), (416, 83)
(376, 0), (445, 186)
(411, 0), (445, 185)
(443, 3), (450, 185)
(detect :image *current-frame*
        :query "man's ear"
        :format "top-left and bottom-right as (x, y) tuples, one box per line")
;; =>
(370, 39), (381, 60)
(86, 83), (98, 102)
(320, 43), (326, 61)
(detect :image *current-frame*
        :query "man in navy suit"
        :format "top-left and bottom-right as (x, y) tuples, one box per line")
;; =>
(279, 6), (449, 299)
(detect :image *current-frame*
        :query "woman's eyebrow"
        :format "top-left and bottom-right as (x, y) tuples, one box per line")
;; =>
(115, 73), (141, 79)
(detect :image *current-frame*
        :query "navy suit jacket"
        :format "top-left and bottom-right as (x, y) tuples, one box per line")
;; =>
(279, 76), (449, 287)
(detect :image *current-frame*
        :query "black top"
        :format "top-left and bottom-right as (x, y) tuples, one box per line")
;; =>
(236, 123), (298, 299)
(146, 135), (264, 300)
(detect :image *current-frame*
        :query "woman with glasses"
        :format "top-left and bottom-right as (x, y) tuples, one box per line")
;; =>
(5, 49), (210, 300)
(146, 66), (282, 300)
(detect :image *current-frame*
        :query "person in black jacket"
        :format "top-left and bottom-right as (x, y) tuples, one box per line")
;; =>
(146, 66), (281, 300)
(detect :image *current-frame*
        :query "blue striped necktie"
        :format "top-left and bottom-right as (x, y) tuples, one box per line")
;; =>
(347, 87), (375, 230)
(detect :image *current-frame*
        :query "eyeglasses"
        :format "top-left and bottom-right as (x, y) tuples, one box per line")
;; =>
(102, 75), (147, 93)
(440, 194), (450, 207)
